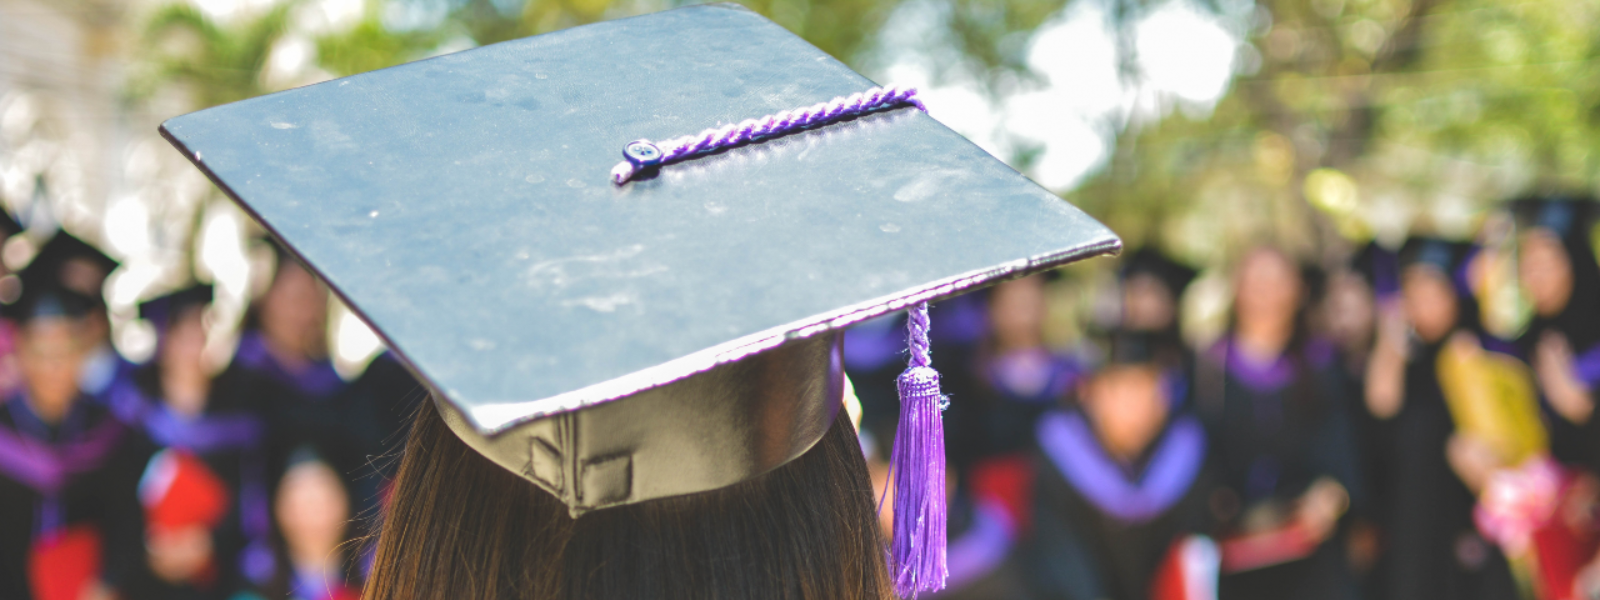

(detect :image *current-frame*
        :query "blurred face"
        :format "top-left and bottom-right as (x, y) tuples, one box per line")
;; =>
(1322, 272), (1375, 349)
(990, 275), (1046, 350)
(1519, 230), (1573, 317)
(1234, 248), (1302, 331)
(17, 318), (85, 423)
(1081, 365), (1169, 460)
(1122, 273), (1176, 332)
(1402, 266), (1459, 343)
(261, 262), (328, 359)
(161, 309), (207, 375)
(275, 460), (349, 560)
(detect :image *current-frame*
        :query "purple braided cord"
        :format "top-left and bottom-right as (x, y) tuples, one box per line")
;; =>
(611, 84), (925, 184)
(889, 302), (948, 598)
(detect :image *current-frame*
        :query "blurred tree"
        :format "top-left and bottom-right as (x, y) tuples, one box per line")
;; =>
(128, 2), (299, 108)
(1072, 0), (1600, 269)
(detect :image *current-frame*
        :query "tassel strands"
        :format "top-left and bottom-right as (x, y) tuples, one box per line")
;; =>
(889, 302), (948, 598)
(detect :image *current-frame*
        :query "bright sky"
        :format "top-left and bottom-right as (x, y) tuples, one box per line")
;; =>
(877, 0), (1242, 190)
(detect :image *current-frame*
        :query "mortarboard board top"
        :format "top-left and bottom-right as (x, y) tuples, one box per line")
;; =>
(161, 5), (1119, 513)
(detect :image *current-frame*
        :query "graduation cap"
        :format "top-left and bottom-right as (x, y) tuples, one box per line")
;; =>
(1119, 247), (1197, 297)
(159, 4), (1119, 595)
(29, 231), (119, 302)
(139, 284), (214, 332)
(2, 258), (95, 324)
(1509, 195), (1598, 242)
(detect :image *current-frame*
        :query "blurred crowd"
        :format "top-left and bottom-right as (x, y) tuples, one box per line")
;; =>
(850, 195), (1600, 600)
(1, 193), (1598, 600)
(0, 210), (423, 600)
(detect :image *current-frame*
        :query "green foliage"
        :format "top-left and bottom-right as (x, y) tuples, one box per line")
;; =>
(1077, 0), (1600, 267)
(130, 1), (299, 109)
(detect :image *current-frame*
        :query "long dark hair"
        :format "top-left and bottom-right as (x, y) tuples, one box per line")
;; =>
(365, 401), (892, 600)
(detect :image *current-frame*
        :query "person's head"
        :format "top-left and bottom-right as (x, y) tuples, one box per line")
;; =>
(990, 274), (1047, 351)
(8, 285), (94, 423)
(1399, 238), (1473, 344)
(366, 404), (891, 600)
(258, 253), (328, 360)
(1519, 228), (1574, 318)
(16, 313), (87, 423)
(275, 452), (350, 564)
(1078, 331), (1171, 460)
(1232, 246), (1304, 334)
(143, 285), (215, 377)
(1118, 248), (1195, 333)
(1320, 269), (1376, 351)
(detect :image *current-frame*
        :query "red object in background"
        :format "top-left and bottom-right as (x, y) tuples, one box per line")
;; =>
(1530, 474), (1600, 600)
(141, 449), (231, 534)
(967, 454), (1034, 531)
(1218, 521), (1319, 573)
(28, 525), (102, 600)
(1151, 535), (1220, 600)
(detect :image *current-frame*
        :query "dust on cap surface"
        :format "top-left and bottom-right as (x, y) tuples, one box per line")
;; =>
(159, 4), (1120, 435)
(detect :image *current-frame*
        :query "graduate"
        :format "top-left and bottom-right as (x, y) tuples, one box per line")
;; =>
(0, 268), (142, 600)
(112, 284), (277, 598)
(155, 5), (1122, 597)
(981, 275), (1085, 454)
(270, 449), (361, 600)
(1024, 330), (1215, 600)
(1195, 246), (1360, 600)
(26, 231), (132, 407)
(1510, 198), (1600, 472)
(1364, 237), (1519, 600)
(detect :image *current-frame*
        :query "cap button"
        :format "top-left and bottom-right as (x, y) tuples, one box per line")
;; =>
(623, 140), (664, 168)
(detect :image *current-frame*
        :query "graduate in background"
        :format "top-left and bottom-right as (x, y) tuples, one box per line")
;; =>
(265, 449), (361, 600)
(981, 275), (1083, 454)
(1365, 237), (1519, 600)
(0, 270), (142, 600)
(1196, 247), (1359, 600)
(1510, 198), (1600, 472)
(26, 232), (131, 408)
(1024, 330), (1215, 600)
(113, 284), (277, 598)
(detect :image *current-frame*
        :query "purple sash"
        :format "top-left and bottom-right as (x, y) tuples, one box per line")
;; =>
(1576, 342), (1600, 388)
(1207, 338), (1334, 394)
(1037, 410), (1205, 524)
(987, 349), (1082, 404)
(0, 408), (125, 495)
(107, 381), (265, 453)
(235, 332), (345, 398)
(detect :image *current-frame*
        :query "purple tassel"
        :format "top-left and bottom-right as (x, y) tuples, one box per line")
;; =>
(889, 302), (947, 598)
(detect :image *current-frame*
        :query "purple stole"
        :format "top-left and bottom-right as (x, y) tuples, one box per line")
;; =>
(0, 397), (126, 536)
(1576, 343), (1600, 389)
(1037, 410), (1205, 524)
(234, 332), (345, 399)
(987, 348), (1082, 404)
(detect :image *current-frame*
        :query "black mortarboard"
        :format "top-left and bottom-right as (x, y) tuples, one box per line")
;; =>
(1510, 195), (1598, 241)
(3, 259), (95, 324)
(30, 230), (120, 300)
(159, 2), (1118, 539)
(1118, 247), (1196, 297)
(139, 284), (214, 331)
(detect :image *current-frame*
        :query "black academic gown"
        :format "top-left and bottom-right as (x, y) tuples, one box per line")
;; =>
(1375, 340), (1518, 600)
(1022, 409), (1212, 600)
(0, 394), (142, 600)
(1195, 337), (1360, 600)
(1517, 235), (1600, 474)
(114, 365), (275, 600)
